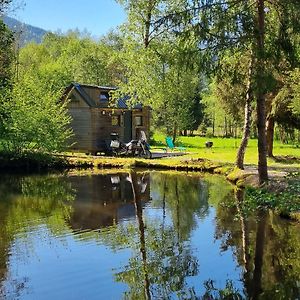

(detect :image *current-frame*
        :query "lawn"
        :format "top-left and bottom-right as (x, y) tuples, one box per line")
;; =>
(152, 132), (300, 168)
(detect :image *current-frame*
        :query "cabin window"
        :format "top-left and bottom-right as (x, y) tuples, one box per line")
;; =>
(111, 115), (121, 126)
(135, 116), (143, 126)
(99, 92), (109, 102)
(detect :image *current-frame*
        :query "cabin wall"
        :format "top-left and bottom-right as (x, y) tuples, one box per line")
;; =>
(82, 86), (100, 104)
(91, 109), (125, 151)
(68, 89), (90, 109)
(132, 106), (151, 140)
(68, 107), (93, 151)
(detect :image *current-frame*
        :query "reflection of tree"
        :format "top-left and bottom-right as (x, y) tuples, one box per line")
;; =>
(250, 210), (268, 300)
(101, 171), (212, 299)
(215, 188), (300, 299)
(202, 279), (245, 299)
(0, 175), (75, 297)
(151, 172), (210, 241)
(129, 172), (150, 300)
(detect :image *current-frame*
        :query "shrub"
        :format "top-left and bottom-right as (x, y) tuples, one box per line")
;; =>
(1, 76), (73, 153)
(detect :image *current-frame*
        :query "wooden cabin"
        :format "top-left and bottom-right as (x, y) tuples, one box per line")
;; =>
(63, 83), (151, 154)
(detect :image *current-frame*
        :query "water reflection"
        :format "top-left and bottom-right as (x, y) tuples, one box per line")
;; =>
(0, 175), (75, 298)
(67, 173), (150, 230)
(0, 172), (299, 299)
(216, 188), (300, 300)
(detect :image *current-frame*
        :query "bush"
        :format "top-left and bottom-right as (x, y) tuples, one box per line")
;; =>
(206, 128), (214, 138)
(0, 150), (69, 172)
(1, 76), (73, 153)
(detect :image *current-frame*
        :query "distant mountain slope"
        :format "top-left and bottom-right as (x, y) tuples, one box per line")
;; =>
(1, 15), (47, 46)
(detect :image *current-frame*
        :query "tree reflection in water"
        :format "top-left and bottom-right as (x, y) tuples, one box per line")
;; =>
(102, 172), (212, 299)
(0, 172), (299, 299)
(0, 175), (75, 298)
(215, 187), (300, 300)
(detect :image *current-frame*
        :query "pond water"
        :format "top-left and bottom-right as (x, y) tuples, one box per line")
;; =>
(0, 171), (299, 300)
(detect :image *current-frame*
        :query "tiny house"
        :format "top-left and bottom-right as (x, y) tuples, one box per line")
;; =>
(63, 83), (151, 154)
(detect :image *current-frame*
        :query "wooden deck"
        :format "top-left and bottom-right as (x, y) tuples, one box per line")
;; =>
(151, 152), (186, 159)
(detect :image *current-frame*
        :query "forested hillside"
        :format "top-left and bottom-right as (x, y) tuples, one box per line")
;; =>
(2, 15), (47, 46)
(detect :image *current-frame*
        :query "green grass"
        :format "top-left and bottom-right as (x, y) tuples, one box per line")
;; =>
(152, 133), (300, 168)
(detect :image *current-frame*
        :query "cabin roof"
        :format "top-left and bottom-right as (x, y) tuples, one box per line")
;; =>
(66, 82), (142, 109)
(117, 95), (143, 109)
(78, 83), (117, 91)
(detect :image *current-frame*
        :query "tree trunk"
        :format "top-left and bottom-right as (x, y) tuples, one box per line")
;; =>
(172, 122), (177, 144)
(144, 0), (155, 48)
(212, 112), (215, 136)
(255, 0), (268, 184)
(236, 52), (254, 169)
(266, 116), (275, 157)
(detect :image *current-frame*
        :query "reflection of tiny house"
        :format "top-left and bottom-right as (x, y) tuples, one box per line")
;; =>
(68, 173), (150, 230)
(63, 83), (151, 154)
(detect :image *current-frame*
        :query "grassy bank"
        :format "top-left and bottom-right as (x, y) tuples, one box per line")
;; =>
(0, 151), (72, 173)
(152, 133), (300, 169)
(243, 173), (300, 222)
(0, 135), (299, 221)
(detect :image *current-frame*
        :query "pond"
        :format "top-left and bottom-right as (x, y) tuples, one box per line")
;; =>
(0, 171), (299, 299)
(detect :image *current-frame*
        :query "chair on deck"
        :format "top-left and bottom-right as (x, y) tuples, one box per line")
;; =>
(165, 136), (186, 153)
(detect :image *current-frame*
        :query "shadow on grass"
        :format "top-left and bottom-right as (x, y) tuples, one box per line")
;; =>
(271, 155), (300, 164)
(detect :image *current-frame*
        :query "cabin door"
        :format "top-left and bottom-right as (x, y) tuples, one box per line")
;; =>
(124, 111), (132, 142)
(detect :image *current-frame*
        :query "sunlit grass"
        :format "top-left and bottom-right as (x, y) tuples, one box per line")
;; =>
(152, 132), (300, 168)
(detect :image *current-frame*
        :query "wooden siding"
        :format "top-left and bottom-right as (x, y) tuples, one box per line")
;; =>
(69, 107), (92, 151)
(82, 86), (100, 105)
(65, 85), (151, 152)
(132, 106), (151, 140)
(91, 109), (124, 151)
(68, 88), (90, 109)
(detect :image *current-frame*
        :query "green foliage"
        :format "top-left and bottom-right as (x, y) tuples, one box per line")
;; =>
(115, 0), (207, 137)
(0, 19), (13, 90)
(0, 20), (14, 137)
(1, 30), (127, 154)
(1, 75), (72, 153)
(203, 74), (245, 137)
(0, 151), (70, 171)
(244, 178), (300, 216)
(215, 51), (250, 116)
(19, 31), (124, 88)
(275, 68), (300, 118)
(202, 279), (245, 300)
(118, 35), (205, 136)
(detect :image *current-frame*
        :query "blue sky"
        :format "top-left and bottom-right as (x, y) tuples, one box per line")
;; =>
(12, 0), (126, 37)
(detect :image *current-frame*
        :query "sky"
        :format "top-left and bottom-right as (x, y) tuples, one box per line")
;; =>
(11, 0), (126, 37)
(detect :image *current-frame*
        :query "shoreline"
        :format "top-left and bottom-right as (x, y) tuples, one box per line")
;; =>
(0, 152), (299, 222)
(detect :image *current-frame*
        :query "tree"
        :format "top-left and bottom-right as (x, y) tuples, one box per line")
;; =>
(0, 0), (12, 14)
(208, 50), (253, 145)
(0, 20), (13, 89)
(117, 0), (207, 141)
(288, 69), (300, 116)
(1, 75), (72, 153)
(236, 51), (255, 169)
(0, 19), (14, 138)
(265, 71), (300, 155)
